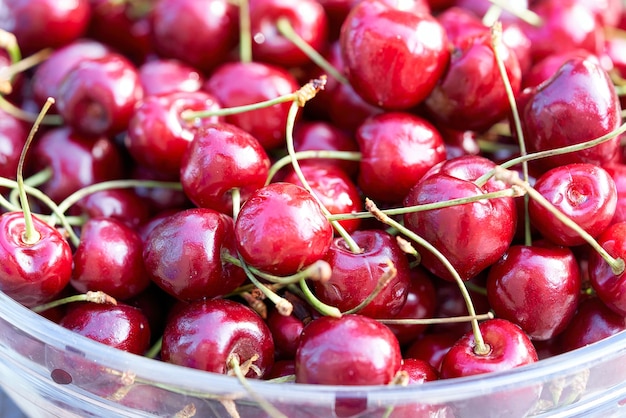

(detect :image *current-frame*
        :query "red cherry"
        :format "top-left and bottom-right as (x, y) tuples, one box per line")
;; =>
(400, 358), (439, 384)
(73, 188), (152, 229)
(137, 58), (204, 97)
(161, 298), (274, 378)
(295, 314), (402, 385)
(234, 182), (333, 276)
(0, 212), (73, 307)
(340, 0), (449, 109)
(405, 332), (458, 371)
(602, 162), (626, 225)
(265, 305), (305, 361)
(521, 48), (599, 89)
(0, 109), (28, 183)
(588, 222), (626, 316)
(528, 163), (617, 247)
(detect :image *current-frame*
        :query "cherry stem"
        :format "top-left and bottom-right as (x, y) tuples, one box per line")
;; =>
(486, 0), (543, 26)
(295, 279), (342, 318)
(17, 97), (55, 245)
(231, 187), (241, 220)
(265, 150), (362, 185)
(482, 5), (502, 27)
(0, 29), (21, 67)
(378, 311), (494, 326)
(144, 337), (162, 359)
(364, 198), (490, 356)
(275, 17), (349, 85)
(327, 187), (523, 221)
(0, 95), (63, 125)
(9, 167), (53, 207)
(240, 290), (268, 319)
(491, 21), (532, 247)
(343, 259), (396, 315)
(238, 0), (252, 63)
(31, 291), (117, 313)
(0, 48), (52, 94)
(495, 166), (626, 276)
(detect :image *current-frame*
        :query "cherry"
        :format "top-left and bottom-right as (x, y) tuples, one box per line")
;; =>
(179, 122), (270, 216)
(125, 90), (222, 177)
(142, 208), (246, 302)
(71, 217), (151, 301)
(339, 0), (449, 109)
(295, 314), (402, 385)
(356, 111), (447, 204)
(313, 229), (412, 318)
(72, 188), (152, 229)
(203, 61), (300, 150)
(404, 332), (459, 371)
(149, 0), (239, 73)
(486, 242), (581, 341)
(588, 221), (626, 316)
(528, 163), (617, 247)
(265, 305), (305, 361)
(130, 166), (191, 215)
(400, 358), (439, 384)
(234, 182), (334, 276)
(0, 109), (27, 183)
(56, 52), (144, 137)
(519, 57), (621, 170)
(266, 359), (296, 380)
(602, 162), (626, 225)
(137, 58), (204, 97)
(521, 48), (599, 89)
(161, 298), (274, 378)
(59, 301), (150, 356)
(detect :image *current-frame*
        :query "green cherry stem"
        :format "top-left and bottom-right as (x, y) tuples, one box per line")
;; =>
(31, 291), (117, 313)
(0, 29), (21, 69)
(365, 198), (490, 356)
(238, 0), (252, 63)
(495, 166), (625, 276)
(343, 259), (396, 315)
(275, 17), (349, 85)
(9, 167), (53, 208)
(378, 311), (494, 326)
(265, 150), (362, 185)
(295, 279), (342, 318)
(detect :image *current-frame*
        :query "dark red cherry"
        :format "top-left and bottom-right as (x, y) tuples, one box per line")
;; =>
(71, 218), (151, 301)
(125, 90), (221, 177)
(142, 208), (246, 302)
(137, 58), (204, 97)
(234, 182), (333, 276)
(130, 166), (191, 215)
(161, 298), (274, 378)
(356, 111), (446, 204)
(486, 243), (581, 341)
(265, 305), (305, 361)
(0, 109), (28, 183)
(59, 302), (151, 355)
(73, 188), (152, 229)
(180, 122), (270, 216)
(0, 212), (73, 307)
(313, 229), (412, 318)
(250, 0), (329, 67)
(56, 52), (144, 137)
(204, 61), (300, 150)
(521, 48), (599, 89)
(340, 0), (449, 109)
(404, 332), (458, 371)
(295, 314), (402, 385)
(528, 163), (617, 247)
(588, 222), (626, 316)
(149, 0), (238, 72)
(520, 57), (621, 170)
(602, 162), (626, 225)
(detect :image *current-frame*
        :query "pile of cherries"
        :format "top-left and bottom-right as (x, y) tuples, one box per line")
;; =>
(2, 0), (626, 416)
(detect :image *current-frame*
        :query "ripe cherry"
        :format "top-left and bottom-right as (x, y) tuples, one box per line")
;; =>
(588, 221), (626, 316)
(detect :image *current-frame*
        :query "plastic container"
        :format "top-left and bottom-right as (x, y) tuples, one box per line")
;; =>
(1, 289), (626, 417)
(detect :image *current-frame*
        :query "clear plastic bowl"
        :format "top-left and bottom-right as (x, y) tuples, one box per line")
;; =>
(1, 289), (626, 417)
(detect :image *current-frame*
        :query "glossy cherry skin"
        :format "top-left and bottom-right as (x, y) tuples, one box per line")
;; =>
(521, 48), (599, 90)
(487, 243), (581, 341)
(137, 58), (204, 97)
(528, 163), (617, 247)
(588, 222), (626, 316)
(0, 0), (91, 55)
(161, 298), (275, 378)
(71, 218), (151, 301)
(425, 30), (521, 133)
(0, 212), (73, 307)
(72, 188), (152, 229)
(56, 52), (144, 137)
(32, 127), (124, 203)
(265, 305), (305, 361)
(234, 182), (334, 276)
(149, 0), (238, 72)
(142, 208), (246, 302)
(250, 0), (329, 67)
(59, 302), (151, 355)
(356, 112), (446, 204)
(0, 109), (27, 182)
(125, 90), (221, 177)
(340, 0), (449, 109)
(602, 163), (626, 225)
(282, 164), (363, 234)
(313, 229), (412, 318)
(400, 358), (439, 384)
(204, 62), (300, 150)
(403, 156), (517, 281)
(295, 314), (402, 385)
(405, 332), (459, 371)
(520, 57), (621, 170)
(180, 122), (271, 216)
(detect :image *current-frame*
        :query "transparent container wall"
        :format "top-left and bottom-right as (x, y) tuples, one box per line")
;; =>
(2, 291), (626, 418)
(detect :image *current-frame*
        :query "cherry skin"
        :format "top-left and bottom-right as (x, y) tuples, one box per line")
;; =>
(295, 314), (402, 385)
(602, 162), (626, 225)
(313, 229), (412, 319)
(125, 90), (222, 177)
(404, 332), (459, 371)
(519, 57), (621, 171)
(71, 217), (151, 301)
(161, 298), (275, 378)
(137, 58), (204, 97)
(356, 111), (447, 204)
(59, 302), (151, 355)
(72, 188), (152, 230)
(142, 208), (246, 302)
(179, 122), (271, 216)
(0, 212), (73, 307)
(339, 0), (449, 109)
(204, 61), (300, 151)
(588, 221), (626, 316)
(528, 163), (617, 247)
(0, 109), (27, 183)
(234, 182), (334, 276)
(265, 305), (305, 361)
(486, 243), (581, 341)
(400, 358), (439, 384)
(521, 48), (599, 89)
(56, 52), (144, 138)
